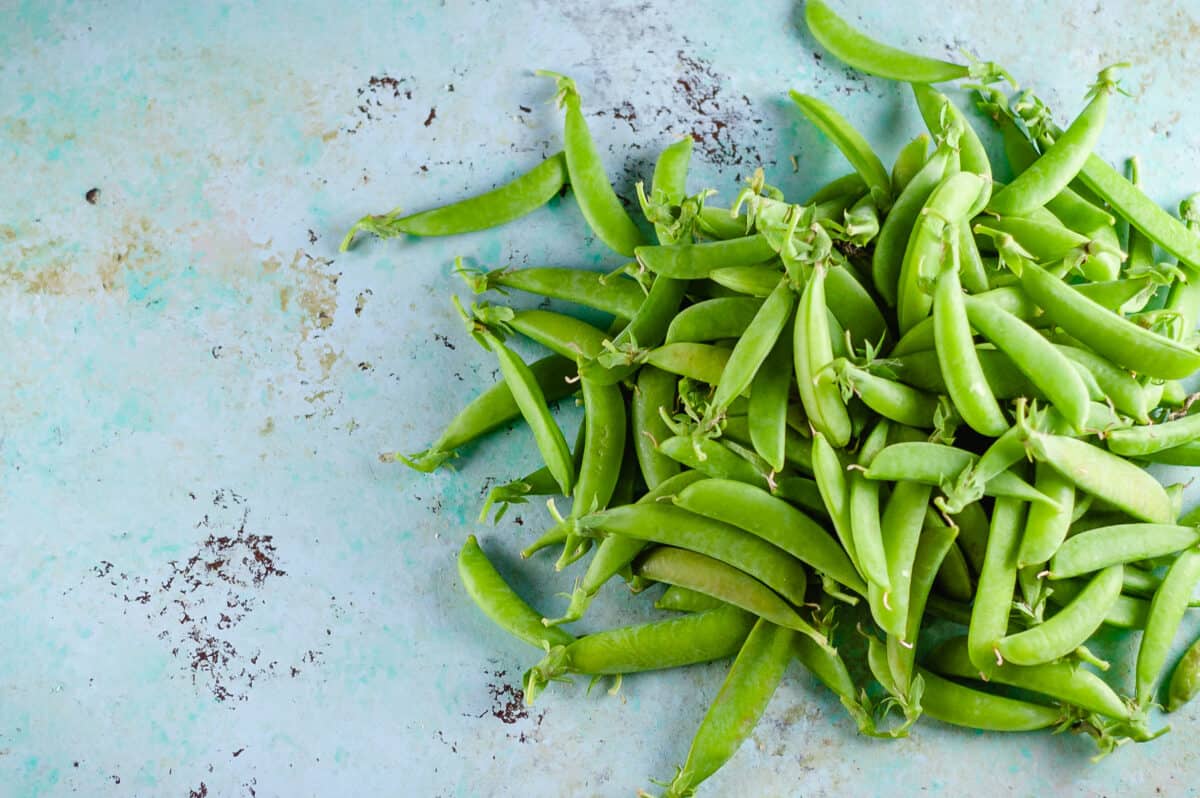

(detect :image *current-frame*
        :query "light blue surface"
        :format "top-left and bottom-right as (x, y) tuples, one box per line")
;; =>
(5, 1), (1200, 795)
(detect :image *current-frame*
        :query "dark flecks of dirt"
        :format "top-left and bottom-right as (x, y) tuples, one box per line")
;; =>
(420, 164), (429, 172)
(834, 240), (873, 261)
(354, 289), (372, 316)
(189, 783), (209, 798)
(112, 776), (121, 785)
(435, 730), (458, 753)
(434, 333), (455, 351)
(233, 748), (245, 758)
(307, 229), (319, 245)
(357, 361), (372, 371)
(518, 105), (532, 114)
(347, 75), (416, 133)
(211, 346), (223, 359)
(85, 188), (100, 204)
(447, 83), (455, 92)
(424, 107), (437, 127)
(486, 672), (529, 724)
(513, 516), (524, 526)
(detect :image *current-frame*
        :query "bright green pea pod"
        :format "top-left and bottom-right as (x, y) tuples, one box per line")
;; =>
(1050, 524), (1200, 579)
(644, 343), (731, 385)
(340, 152), (568, 249)
(665, 297), (763, 344)
(748, 323), (795, 472)
(661, 620), (796, 798)
(892, 133), (931, 195)
(708, 265), (780, 297)
(1055, 344), (1153, 423)
(1168, 634), (1200, 712)
(632, 367), (680, 489)
(826, 264), (889, 346)
(933, 537), (974, 603)
(804, 172), (868, 205)
(957, 222), (991, 295)
(481, 412), (587, 522)
(870, 481), (933, 640)
(864, 442), (1050, 507)
(1047, 578), (1149, 629)
(581, 277), (689, 387)
(1108, 412), (1200, 457)
(891, 284), (1037, 356)
(656, 585), (728, 613)
(458, 535), (575, 650)
(539, 72), (644, 257)
(697, 205), (750, 240)
(796, 266), (852, 447)
(977, 215), (1094, 263)
(811, 432), (861, 575)
(968, 497), (1026, 676)
(892, 347), (1039, 399)
(1073, 278), (1154, 313)
(911, 84), (992, 212)
(996, 564), (1122, 666)
(919, 668), (1062, 732)
(1018, 462), (1075, 567)
(851, 419), (892, 597)
(1137, 547), (1200, 709)
(888, 521), (959, 694)
(488, 307), (610, 360)
(466, 266), (645, 319)
(1141, 441), (1200, 466)
(657, 435), (770, 489)
(835, 361), (940, 428)
(635, 234), (776, 279)
(652, 136), (693, 206)
(792, 634), (878, 736)
(789, 90), (892, 210)
(722, 415), (813, 475)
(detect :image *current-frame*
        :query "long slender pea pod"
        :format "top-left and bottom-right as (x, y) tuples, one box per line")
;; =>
(539, 72), (644, 257)
(872, 136), (956, 305)
(850, 419), (892, 594)
(810, 431), (863, 576)
(464, 266), (645, 318)
(1108, 412), (1200, 457)
(928, 637), (1132, 720)
(963, 295), (1089, 431)
(864, 443), (1048, 507)
(796, 266), (852, 446)
(656, 436), (793, 501)
(835, 360), (940, 428)
(952, 501), (990, 576)
(702, 279), (796, 430)
(891, 284), (1037, 356)
(523, 604), (755, 704)
(996, 564), (1123, 666)
(976, 216), (1108, 267)
(1137, 547), (1200, 709)
(477, 307), (611, 360)
(1055, 344), (1153, 422)
(1050, 524), (1200, 579)
(1073, 277), (1154, 313)
(697, 205), (750, 240)
(1164, 193), (1200, 337)
(722, 415), (813, 475)
(673, 478), (864, 595)
(826, 265), (889, 346)
(919, 668), (1062, 732)
(911, 84), (992, 213)
(635, 235), (776, 279)
(583, 273), (690, 385)
(665, 297), (763, 344)
(793, 634), (878, 736)
(340, 152), (568, 249)
(748, 326), (795, 472)
(871, 481), (933, 639)
(1025, 430), (1174, 524)
(1168, 635), (1200, 711)
(892, 133), (931, 195)
(1047, 579), (1149, 629)
(888, 521), (959, 695)
(660, 621), (796, 798)
(934, 537), (974, 603)
(1142, 441), (1200, 466)
(644, 343), (732, 386)
(1012, 256), (1200, 379)
(804, 172), (868, 205)
(633, 547), (817, 634)
(459, 535), (575, 650)
(894, 347), (1043, 398)
(707, 265), (780, 297)
(482, 420), (587, 523)
(957, 222), (992, 295)
(1018, 462), (1076, 567)
(632, 367), (680, 489)
(790, 91), (891, 209)
(399, 354), (577, 472)
(968, 497), (1026, 676)
(656, 585), (727, 614)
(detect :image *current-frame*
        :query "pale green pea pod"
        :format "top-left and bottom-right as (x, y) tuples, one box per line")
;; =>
(789, 90), (892, 210)
(1136, 547), (1200, 709)
(995, 564), (1123, 666)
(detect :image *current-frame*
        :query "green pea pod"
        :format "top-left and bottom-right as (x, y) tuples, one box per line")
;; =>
(871, 481), (933, 639)
(722, 415), (813, 475)
(1108, 412), (1200, 457)
(1142, 441), (1200, 466)
(911, 84), (992, 213)
(968, 497), (1026, 676)
(789, 91), (892, 210)
(1054, 344), (1153, 423)
(340, 152), (568, 249)
(1050, 524), (1200, 579)
(809, 431), (861, 572)
(892, 133), (931, 195)
(852, 420), (893, 594)
(933, 265), (1009, 436)
(748, 322), (795, 472)
(888, 521), (959, 694)
(826, 265), (889, 346)
(632, 367), (681, 489)
(891, 284), (1037, 356)
(919, 668), (1062, 732)
(539, 72), (644, 257)
(934, 537), (974, 603)
(804, 172), (868, 205)
(1017, 462), (1076, 567)
(1073, 277), (1155, 313)
(796, 266), (852, 446)
(1168, 635), (1200, 712)
(656, 585), (727, 614)
(635, 234), (776, 279)
(708, 265), (780, 296)
(996, 564), (1123, 666)
(491, 308), (611, 360)
(665, 297), (764, 344)
(1137, 547), (1200, 709)
(657, 435), (769, 489)
(957, 222), (992, 295)
(1047, 578), (1149, 629)
(835, 360), (940, 428)
(652, 136), (693, 206)
(458, 535), (575, 650)
(660, 620), (796, 798)
(644, 342), (732, 386)
(697, 205), (750, 240)
(468, 267), (645, 319)
(864, 442), (1050, 507)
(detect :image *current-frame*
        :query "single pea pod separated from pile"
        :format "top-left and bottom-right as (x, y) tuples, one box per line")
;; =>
(342, 2), (1200, 793)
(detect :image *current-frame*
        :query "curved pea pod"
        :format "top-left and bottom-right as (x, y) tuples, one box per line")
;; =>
(795, 266), (852, 447)
(789, 91), (891, 210)
(969, 497), (1026, 676)
(656, 585), (728, 614)
(1017, 462), (1075, 567)
(644, 343), (731, 385)
(927, 637), (1132, 720)
(458, 535), (575, 651)
(635, 234), (776, 279)
(933, 536), (974, 603)
(996, 564), (1123, 666)
(804, 172), (868, 206)
(919, 668), (1062, 732)
(864, 442), (1051, 507)
(835, 360), (940, 430)
(489, 307), (611, 360)
(792, 635), (878, 736)
(659, 620), (796, 798)
(1136, 547), (1200, 709)
(891, 284), (1038, 356)
(888, 521), (960, 694)
(1054, 344), (1153, 423)
(657, 435), (767, 488)
(963, 295), (1090, 432)
(467, 266), (646, 319)
(1141, 441), (1200, 466)
(869, 480), (933, 640)
(826, 265), (889, 346)
(849, 420), (892, 595)
(632, 367), (680, 489)
(706, 265), (780, 297)
(665, 297), (763, 344)
(582, 273), (688, 386)
(651, 136), (692, 208)
(1107, 412), (1200, 458)
(1047, 578), (1149, 629)
(673, 478), (864, 595)
(747, 324), (795, 472)
(340, 152), (568, 249)
(892, 133), (931, 195)
(1016, 258), (1200, 380)
(634, 547), (816, 635)
(522, 604), (754, 704)
(811, 432), (862, 579)
(1025, 431), (1174, 524)
(1168, 635), (1200, 712)
(1049, 524), (1200, 580)
(721, 415), (813, 475)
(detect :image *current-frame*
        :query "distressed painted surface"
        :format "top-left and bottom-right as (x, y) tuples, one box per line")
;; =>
(3, 1), (1200, 795)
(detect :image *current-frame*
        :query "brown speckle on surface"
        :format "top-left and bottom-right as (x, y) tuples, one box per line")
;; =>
(424, 107), (437, 127)
(85, 188), (100, 204)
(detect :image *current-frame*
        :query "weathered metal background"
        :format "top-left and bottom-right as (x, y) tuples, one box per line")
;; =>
(4, 1), (1200, 795)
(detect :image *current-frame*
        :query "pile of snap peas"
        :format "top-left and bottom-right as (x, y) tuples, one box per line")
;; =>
(343, 1), (1200, 792)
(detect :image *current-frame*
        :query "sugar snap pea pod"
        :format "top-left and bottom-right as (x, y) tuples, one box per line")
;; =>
(673, 478), (864, 594)
(665, 297), (763, 344)
(748, 323), (795, 472)
(1025, 430), (1173, 524)
(523, 604), (754, 704)
(708, 265), (780, 297)
(1050, 524), (1200, 579)
(1073, 277), (1154, 312)
(656, 584), (728, 613)
(465, 266), (645, 319)
(891, 284), (1037, 356)
(796, 266), (853, 447)
(697, 205), (750, 240)
(635, 235), (776, 279)
(872, 135), (956, 305)
(1055, 344), (1152, 423)
(964, 295), (1089, 431)
(951, 501), (990, 576)
(928, 637), (1131, 720)
(919, 668), (1062, 732)
(850, 420), (892, 594)
(660, 620), (796, 798)
(482, 421), (586, 523)
(976, 216), (1095, 264)
(933, 264), (1006, 438)
(538, 72), (644, 256)
(1141, 441), (1200, 466)
(934, 537), (974, 603)
(826, 265), (889, 346)
(888, 521), (959, 694)
(644, 343), (731, 385)
(957, 222), (991, 295)
(1018, 462), (1076, 568)
(399, 355), (577, 472)
(1108, 412), (1200, 457)
(911, 84), (991, 187)
(579, 503), (813, 611)
(459, 535), (575, 651)
(996, 564), (1123, 666)
(657, 435), (777, 492)
(652, 136), (692, 204)
(869, 481), (933, 639)
(702, 279), (796, 431)
(1121, 565), (1164, 599)
(790, 91), (891, 209)
(812, 432), (862, 577)
(1047, 578), (1148, 629)
(582, 273), (689, 385)
(864, 442), (1050, 506)
(1164, 195), (1200, 337)
(969, 497), (1026, 675)
(722, 415), (814, 475)
(476, 307), (611, 360)
(792, 634), (878, 736)
(803, 172), (868, 206)
(632, 367), (680, 489)
(834, 360), (940, 428)
(1136, 547), (1200, 709)
(1168, 635), (1200, 711)
(340, 152), (568, 249)
(892, 133), (931, 195)
(521, 522), (571, 560)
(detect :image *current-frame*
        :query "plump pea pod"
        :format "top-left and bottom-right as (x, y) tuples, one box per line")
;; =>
(976, 215), (1098, 264)
(934, 536), (974, 603)
(635, 235), (776, 279)
(707, 265), (779, 297)
(579, 503), (812, 610)
(657, 435), (766, 487)
(1108, 412), (1200, 458)
(911, 85), (992, 212)
(888, 521), (959, 695)
(789, 91), (891, 209)
(1142, 441), (1200, 466)
(792, 634), (878, 736)
(703, 278), (796, 430)
(996, 564), (1123, 666)
(697, 205), (750, 240)
(1122, 565), (1164, 599)
(850, 420), (892, 594)
(951, 501), (990, 576)
(891, 284), (1037, 356)
(796, 266), (852, 446)
(957, 221), (991, 295)
(656, 585), (728, 613)
(1137, 547), (1200, 709)
(583, 274), (689, 385)
(400, 355), (577, 472)
(963, 295), (1089, 431)
(468, 267), (645, 318)
(1016, 258), (1200, 380)
(483, 421), (586, 523)
(644, 343), (731, 385)
(870, 480), (933, 639)
(1049, 524), (1200, 579)
(722, 415), (813, 475)
(673, 478), (865, 595)
(892, 133), (931, 195)
(1025, 431), (1174, 524)
(660, 620), (796, 798)
(1018, 462), (1076, 567)
(486, 307), (611, 360)
(969, 497), (1026, 676)
(826, 265), (889, 346)
(459, 535), (575, 650)
(1047, 579), (1149, 629)
(1073, 277), (1154, 312)
(893, 347), (1040, 399)
(1168, 635), (1200, 712)
(665, 297), (763, 344)
(632, 367), (681, 489)
(864, 442), (1050, 507)
(987, 81), (1111, 217)
(340, 152), (568, 249)
(928, 637), (1131, 720)
(1055, 344), (1153, 423)
(919, 668), (1062, 732)
(836, 360), (940, 428)
(539, 72), (644, 256)
(523, 604), (754, 704)
(804, 172), (868, 205)
(810, 431), (862, 577)
(634, 547), (817, 635)
(652, 136), (693, 208)
(872, 136), (956, 305)
(748, 326), (795, 473)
